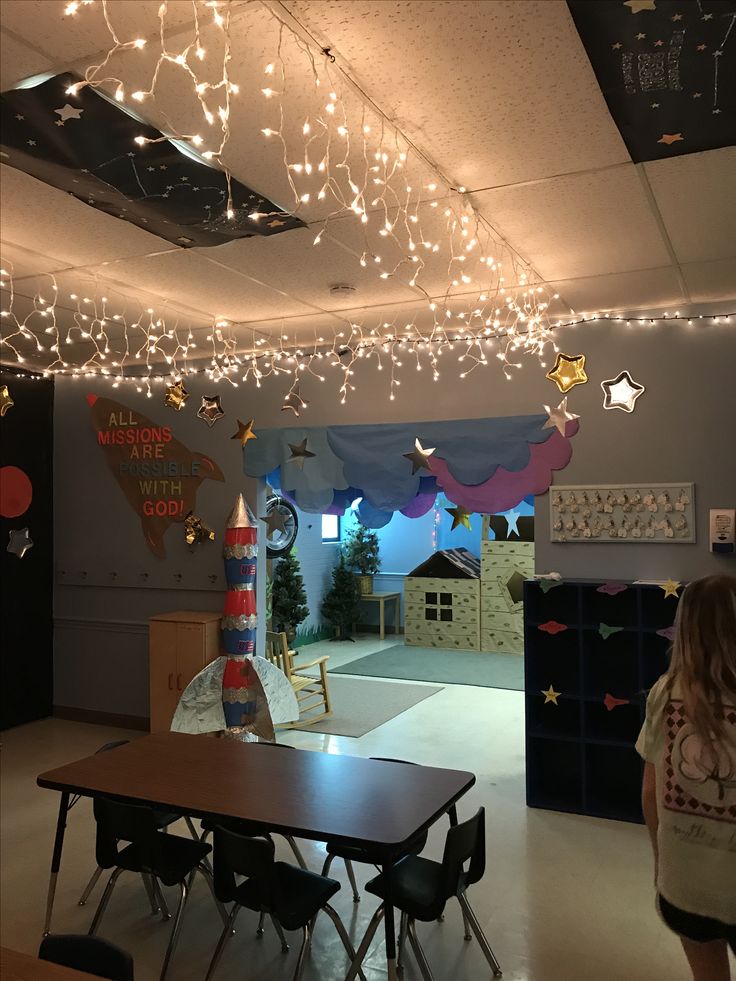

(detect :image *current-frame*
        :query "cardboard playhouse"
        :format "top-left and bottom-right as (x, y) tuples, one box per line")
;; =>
(404, 515), (534, 654)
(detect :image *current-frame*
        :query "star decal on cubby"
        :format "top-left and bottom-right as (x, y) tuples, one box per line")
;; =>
(660, 579), (681, 598)
(541, 685), (561, 705)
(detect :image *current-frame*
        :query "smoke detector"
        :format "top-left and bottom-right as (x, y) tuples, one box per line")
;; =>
(329, 283), (357, 298)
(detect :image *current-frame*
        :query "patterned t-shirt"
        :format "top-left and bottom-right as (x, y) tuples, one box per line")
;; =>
(636, 676), (736, 925)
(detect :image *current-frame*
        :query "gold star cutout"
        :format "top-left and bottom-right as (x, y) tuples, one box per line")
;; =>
(164, 379), (189, 410)
(661, 579), (681, 599)
(403, 437), (436, 474)
(692, 92), (702, 98)
(636, 31), (647, 39)
(672, 12), (683, 20)
(546, 352), (588, 393)
(231, 418), (258, 445)
(54, 104), (84, 122)
(288, 437), (316, 469)
(658, 133), (684, 145)
(696, 43), (707, 51)
(267, 218), (285, 228)
(260, 507), (288, 539)
(543, 397), (580, 436)
(624, 0), (657, 12)
(542, 686), (561, 705)
(445, 504), (473, 531)
(612, 41), (623, 49)
(0, 384), (14, 416)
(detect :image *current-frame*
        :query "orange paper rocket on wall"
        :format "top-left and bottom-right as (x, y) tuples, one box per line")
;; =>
(87, 393), (224, 558)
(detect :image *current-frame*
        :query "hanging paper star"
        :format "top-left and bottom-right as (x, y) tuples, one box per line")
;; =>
(658, 133), (684, 145)
(183, 512), (215, 546)
(7, 527), (33, 558)
(164, 379), (189, 411)
(196, 395), (225, 427)
(601, 370), (645, 412)
(624, 0), (657, 12)
(543, 397), (580, 436)
(231, 419), (257, 445)
(260, 507), (288, 539)
(541, 686), (561, 705)
(545, 353), (588, 393)
(539, 620), (568, 635)
(54, 104), (84, 122)
(503, 509), (521, 537)
(661, 579), (681, 598)
(0, 385), (14, 416)
(604, 693), (630, 711)
(403, 438), (436, 474)
(445, 504), (473, 531)
(288, 437), (316, 469)
(599, 623), (624, 640)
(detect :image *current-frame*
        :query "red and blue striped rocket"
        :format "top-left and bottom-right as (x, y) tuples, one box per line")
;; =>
(221, 493), (259, 727)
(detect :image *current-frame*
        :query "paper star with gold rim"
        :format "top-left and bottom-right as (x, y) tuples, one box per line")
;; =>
(546, 352), (588, 393)
(542, 686), (561, 705)
(0, 384), (14, 416)
(661, 579), (681, 599)
(164, 379), (189, 411)
(7, 527), (33, 559)
(658, 133), (684, 145)
(543, 397), (580, 437)
(445, 504), (473, 531)
(601, 370), (645, 412)
(624, 0), (657, 12)
(403, 437), (436, 474)
(231, 418), (257, 445)
(288, 437), (316, 469)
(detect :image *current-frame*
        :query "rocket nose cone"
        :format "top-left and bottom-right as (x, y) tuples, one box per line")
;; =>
(86, 394), (98, 406)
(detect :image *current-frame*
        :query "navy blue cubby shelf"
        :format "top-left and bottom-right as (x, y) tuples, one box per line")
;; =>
(524, 579), (681, 824)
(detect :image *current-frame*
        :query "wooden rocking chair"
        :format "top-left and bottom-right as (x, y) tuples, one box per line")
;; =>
(265, 631), (332, 726)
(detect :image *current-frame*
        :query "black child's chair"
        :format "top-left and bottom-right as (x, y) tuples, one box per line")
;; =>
(39, 934), (134, 981)
(205, 826), (367, 981)
(344, 807), (502, 981)
(88, 797), (226, 981)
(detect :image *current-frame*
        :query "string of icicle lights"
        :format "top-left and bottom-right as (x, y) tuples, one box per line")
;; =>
(59, 0), (561, 362)
(1, 263), (732, 405)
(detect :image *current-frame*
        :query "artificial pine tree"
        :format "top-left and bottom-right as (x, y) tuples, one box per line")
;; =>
(271, 549), (309, 641)
(344, 523), (381, 593)
(321, 553), (361, 641)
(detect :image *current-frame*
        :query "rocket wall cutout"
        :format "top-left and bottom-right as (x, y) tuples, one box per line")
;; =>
(88, 394), (224, 557)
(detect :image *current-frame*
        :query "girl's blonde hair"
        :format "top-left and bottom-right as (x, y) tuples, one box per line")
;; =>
(666, 574), (736, 742)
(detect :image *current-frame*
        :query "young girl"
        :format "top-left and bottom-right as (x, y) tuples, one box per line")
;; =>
(637, 574), (736, 981)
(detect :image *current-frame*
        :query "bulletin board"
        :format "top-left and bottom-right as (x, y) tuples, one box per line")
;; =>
(549, 483), (695, 543)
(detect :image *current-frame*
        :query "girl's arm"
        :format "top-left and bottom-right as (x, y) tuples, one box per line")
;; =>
(641, 761), (659, 880)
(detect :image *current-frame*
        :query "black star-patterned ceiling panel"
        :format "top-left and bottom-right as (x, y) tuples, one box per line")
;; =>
(0, 73), (304, 248)
(568, 0), (736, 163)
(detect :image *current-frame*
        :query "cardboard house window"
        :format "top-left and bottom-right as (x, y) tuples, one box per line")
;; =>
(425, 593), (453, 622)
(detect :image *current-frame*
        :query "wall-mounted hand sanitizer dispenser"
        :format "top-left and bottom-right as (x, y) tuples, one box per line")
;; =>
(710, 509), (735, 554)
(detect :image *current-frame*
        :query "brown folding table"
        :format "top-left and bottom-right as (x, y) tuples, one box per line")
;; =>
(37, 732), (475, 980)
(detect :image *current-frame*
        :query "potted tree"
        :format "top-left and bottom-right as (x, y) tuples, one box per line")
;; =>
(321, 553), (361, 641)
(271, 548), (309, 644)
(344, 523), (381, 595)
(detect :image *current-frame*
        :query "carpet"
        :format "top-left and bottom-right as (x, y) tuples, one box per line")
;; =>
(330, 645), (524, 691)
(291, 675), (443, 737)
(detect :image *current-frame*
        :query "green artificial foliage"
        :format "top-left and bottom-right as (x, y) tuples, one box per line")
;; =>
(271, 549), (309, 638)
(321, 553), (361, 639)
(344, 523), (381, 575)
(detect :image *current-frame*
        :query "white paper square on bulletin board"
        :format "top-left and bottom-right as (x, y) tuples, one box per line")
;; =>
(549, 483), (695, 543)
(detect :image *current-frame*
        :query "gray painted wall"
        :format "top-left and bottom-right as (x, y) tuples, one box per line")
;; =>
(53, 316), (736, 720)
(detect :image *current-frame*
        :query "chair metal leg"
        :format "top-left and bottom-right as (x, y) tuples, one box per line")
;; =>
(291, 925), (310, 981)
(204, 904), (240, 981)
(344, 904), (384, 981)
(322, 903), (367, 981)
(458, 894), (502, 977)
(197, 864), (230, 927)
(406, 919), (435, 981)
(184, 816), (200, 840)
(88, 867), (123, 935)
(345, 858), (361, 902)
(142, 873), (161, 914)
(78, 866), (103, 906)
(320, 853), (334, 877)
(270, 914), (290, 952)
(285, 835), (308, 870)
(159, 880), (189, 981)
(461, 907), (472, 941)
(397, 911), (408, 972)
(256, 910), (266, 937)
(153, 878), (171, 919)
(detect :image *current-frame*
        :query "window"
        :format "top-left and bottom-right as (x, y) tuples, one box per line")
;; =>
(321, 514), (341, 543)
(425, 592), (453, 622)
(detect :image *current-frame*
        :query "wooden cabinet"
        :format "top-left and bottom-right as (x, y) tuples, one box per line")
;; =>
(149, 611), (221, 733)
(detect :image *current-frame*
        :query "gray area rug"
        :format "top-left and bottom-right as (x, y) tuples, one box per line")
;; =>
(291, 675), (443, 737)
(330, 644), (524, 691)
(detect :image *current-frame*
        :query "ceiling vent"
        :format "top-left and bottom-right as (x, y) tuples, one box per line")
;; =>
(329, 284), (357, 298)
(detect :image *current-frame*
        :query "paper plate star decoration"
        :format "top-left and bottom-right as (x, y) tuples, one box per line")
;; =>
(164, 379), (189, 411)
(403, 437), (436, 474)
(543, 397), (580, 436)
(260, 507), (288, 539)
(661, 579), (681, 598)
(196, 395), (225, 427)
(604, 693), (630, 712)
(445, 504), (473, 531)
(183, 512), (215, 546)
(7, 527), (33, 558)
(599, 623), (624, 640)
(231, 418), (257, 446)
(503, 509), (521, 538)
(546, 353), (588, 394)
(542, 685), (561, 705)
(0, 385), (14, 416)
(288, 437), (316, 469)
(601, 370), (645, 413)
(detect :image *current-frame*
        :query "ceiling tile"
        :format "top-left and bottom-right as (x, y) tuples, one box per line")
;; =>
(547, 266), (686, 316)
(680, 258), (736, 304)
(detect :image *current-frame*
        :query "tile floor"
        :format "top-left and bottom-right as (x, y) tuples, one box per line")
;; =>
(0, 637), (711, 981)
